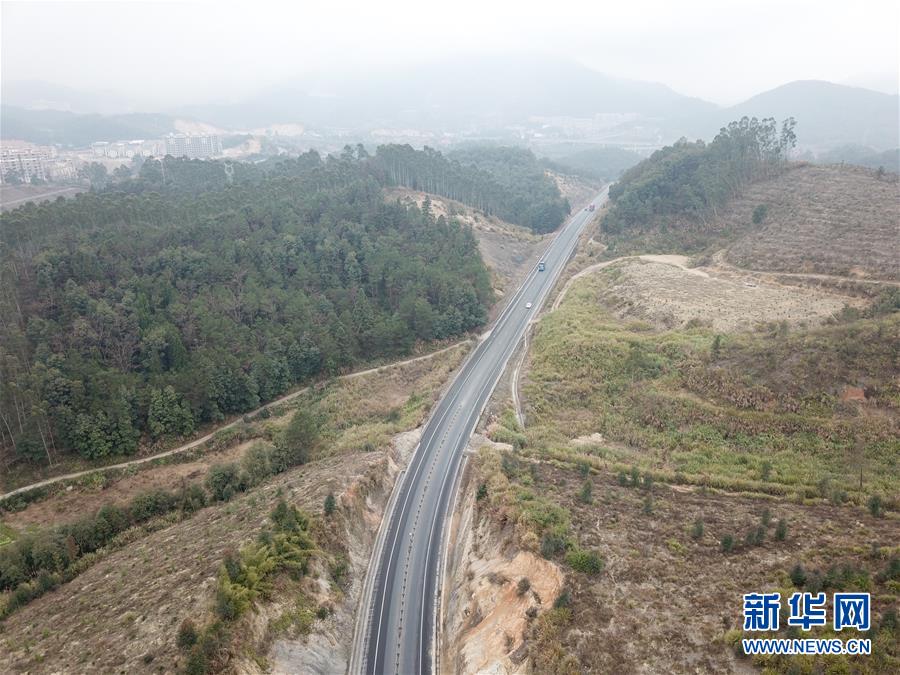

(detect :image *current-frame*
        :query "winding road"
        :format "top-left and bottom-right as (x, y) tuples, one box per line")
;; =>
(351, 186), (609, 675)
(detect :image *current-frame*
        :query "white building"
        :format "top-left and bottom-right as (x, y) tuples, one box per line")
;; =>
(0, 144), (50, 183)
(163, 133), (223, 158)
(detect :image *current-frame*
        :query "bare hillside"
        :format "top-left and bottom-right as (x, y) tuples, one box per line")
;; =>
(722, 165), (899, 279)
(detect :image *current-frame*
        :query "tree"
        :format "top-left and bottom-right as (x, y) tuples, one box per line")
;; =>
(78, 162), (108, 188)
(147, 386), (194, 439)
(272, 409), (319, 471)
(205, 462), (246, 501)
(775, 519), (788, 541)
(324, 492), (336, 516)
(578, 480), (593, 504)
(752, 204), (768, 224)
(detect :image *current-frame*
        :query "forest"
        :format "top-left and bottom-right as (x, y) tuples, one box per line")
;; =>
(0, 149), (494, 470)
(372, 145), (571, 233)
(603, 116), (796, 235)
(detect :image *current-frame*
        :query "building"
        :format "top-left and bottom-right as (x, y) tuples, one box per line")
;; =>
(91, 140), (159, 159)
(163, 133), (223, 158)
(0, 144), (50, 183)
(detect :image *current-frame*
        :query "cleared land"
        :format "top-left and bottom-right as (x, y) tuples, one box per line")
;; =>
(581, 257), (857, 331)
(721, 165), (898, 280)
(471, 452), (899, 674)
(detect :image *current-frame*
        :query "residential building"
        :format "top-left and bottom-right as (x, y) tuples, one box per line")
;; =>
(163, 133), (223, 158)
(0, 144), (50, 183)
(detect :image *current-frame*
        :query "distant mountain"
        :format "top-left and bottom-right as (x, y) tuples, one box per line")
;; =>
(2, 80), (143, 115)
(176, 55), (717, 131)
(816, 144), (900, 172)
(1, 105), (177, 147)
(4, 64), (898, 153)
(720, 81), (899, 151)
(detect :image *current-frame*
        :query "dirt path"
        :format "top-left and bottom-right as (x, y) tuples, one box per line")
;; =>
(0, 340), (470, 502)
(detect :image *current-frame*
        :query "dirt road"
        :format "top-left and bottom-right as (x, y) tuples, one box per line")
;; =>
(0, 340), (471, 503)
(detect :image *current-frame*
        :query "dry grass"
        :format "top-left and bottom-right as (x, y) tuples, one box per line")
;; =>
(502, 459), (900, 674)
(523, 272), (899, 499)
(723, 165), (899, 280)
(593, 258), (857, 331)
(0, 452), (378, 674)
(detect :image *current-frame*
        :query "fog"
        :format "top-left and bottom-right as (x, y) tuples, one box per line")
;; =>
(2, 0), (898, 110)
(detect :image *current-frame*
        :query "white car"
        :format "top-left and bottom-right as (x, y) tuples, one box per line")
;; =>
(525, 302), (533, 309)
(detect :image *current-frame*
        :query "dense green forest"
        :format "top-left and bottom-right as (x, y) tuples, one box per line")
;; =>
(373, 145), (570, 233)
(603, 117), (796, 242)
(0, 149), (493, 470)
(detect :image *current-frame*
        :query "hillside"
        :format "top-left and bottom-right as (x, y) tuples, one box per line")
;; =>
(446, 137), (900, 674)
(0, 340), (468, 673)
(0, 105), (178, 146)
(0, 150), (493, 482)
(722, 165), (900, 279)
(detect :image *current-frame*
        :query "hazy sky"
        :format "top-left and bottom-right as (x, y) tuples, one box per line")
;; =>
(2, 0), (898, 108)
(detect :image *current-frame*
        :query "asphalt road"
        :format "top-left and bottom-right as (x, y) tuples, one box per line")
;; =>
(354, 187), (609, 675)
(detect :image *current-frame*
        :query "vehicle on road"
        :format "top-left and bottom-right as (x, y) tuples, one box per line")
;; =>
(538, 261), (546, 271)
(589, 203), (595, 212)
(525, 302), (533, 309)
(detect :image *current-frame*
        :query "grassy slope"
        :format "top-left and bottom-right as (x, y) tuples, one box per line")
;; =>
(524, 271), (899, 500)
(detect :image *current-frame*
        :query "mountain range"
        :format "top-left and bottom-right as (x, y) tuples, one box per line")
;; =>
(2, 57), (897, 153)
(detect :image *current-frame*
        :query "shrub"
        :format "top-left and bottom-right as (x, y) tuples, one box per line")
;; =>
(241, 442), (274, 486)
(215, 573), (254, 620)
(745, 525), (765, 547)
(876, 557), (900, 583)
(691, 519), (704, 540)
(324, 492), (336, 517)
(761, 508), (771, 527)
(553, 589), (571, 609)
(500, 452), (520, 478)
(617, 470), (628, 486)
(760, 461), (772, 481)
(642, 495), (653, 514)
(752, 204), (769, 224)
(868, 495), (883, 518)
(129, 489), (177, 521)
(177, 618), (199, 649)
(630, 466), (640, 487)
(205, 463), (247, 502)
(578, 480), (593, 504)
(577, 461), (590, 478)
(476, 482), (488, 501)
(178, 483), (208, 513)
(566, 548), (604, 575)
(775, 519), (788, 541)
(270, 499), (308, 533)
(721, 534), (735, 553)
(517, 577), (531, 596)
(540, 532), (568, 559)
(791, 563), (807, 587)
(273, 409), (319, 471)
(642, 473), (653, 491)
